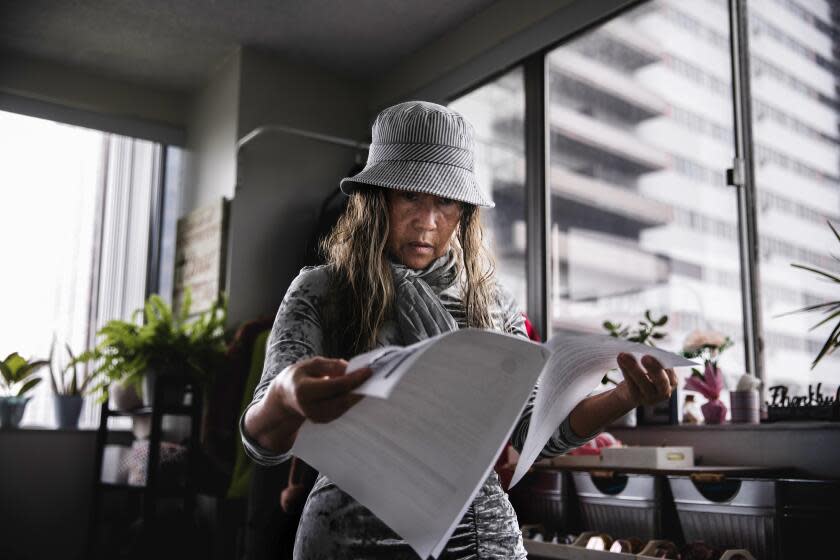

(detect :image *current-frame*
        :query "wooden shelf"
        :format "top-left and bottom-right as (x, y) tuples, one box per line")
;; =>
(87, 380), (203, 558)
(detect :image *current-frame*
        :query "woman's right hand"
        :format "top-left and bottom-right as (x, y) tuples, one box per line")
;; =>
(272, 356), (373, 424)
(245, 357), (372, 454)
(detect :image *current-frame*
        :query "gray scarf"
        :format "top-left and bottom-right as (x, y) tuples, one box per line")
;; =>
(389, 251), (460, 345)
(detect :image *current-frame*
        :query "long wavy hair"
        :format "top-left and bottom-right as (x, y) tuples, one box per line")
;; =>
(321, 187), (496, 356)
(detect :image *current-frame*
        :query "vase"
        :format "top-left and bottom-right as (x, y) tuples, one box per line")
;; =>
(730, 390), (760, 424)
(53, 394), (84, 429)
(701, 397), (728, 424)
(109, 381), (143, 411)
(0, 396), (31, 429)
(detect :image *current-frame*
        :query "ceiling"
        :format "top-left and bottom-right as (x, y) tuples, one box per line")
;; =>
(0, 0), (499, 93)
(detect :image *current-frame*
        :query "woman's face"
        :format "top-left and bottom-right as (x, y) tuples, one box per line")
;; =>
(385, 189), (463, 270)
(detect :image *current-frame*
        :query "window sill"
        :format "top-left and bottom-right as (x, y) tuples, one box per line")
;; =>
(0, 426), (124, 434)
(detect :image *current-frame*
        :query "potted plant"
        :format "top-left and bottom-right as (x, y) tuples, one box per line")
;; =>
(83, 289), (228, 408)
(778, 220), (840, 370)
(603, 309), (669, 346)
(47, 337), (96, 428)
(682, 330), (733, 424)
(0, 352), (48, 428)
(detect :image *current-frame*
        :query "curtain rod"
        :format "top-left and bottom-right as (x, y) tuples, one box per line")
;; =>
(237, 124), (370, 152)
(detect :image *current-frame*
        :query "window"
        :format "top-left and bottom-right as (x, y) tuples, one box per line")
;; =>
(449, 68), (527, 308)
(449, 0), (838, 402)
(748, 0), (840, 392)
(544, 0), (745, 386)
(0, 110), (175, 428)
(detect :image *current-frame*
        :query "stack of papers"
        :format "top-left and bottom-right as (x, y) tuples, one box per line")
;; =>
(291, 329), (695, 558)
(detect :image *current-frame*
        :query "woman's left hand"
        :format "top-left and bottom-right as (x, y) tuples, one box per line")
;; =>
(614, 352), (678, 409)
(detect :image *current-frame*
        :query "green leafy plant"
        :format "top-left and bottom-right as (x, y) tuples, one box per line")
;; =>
(603, 310), (669, 346)
(81, 288), (229, 400)
(601, 310), (668, 383)
(47, 336), (96, 396)
(777, 220), (840, 369)
(0, 353), (48, 397)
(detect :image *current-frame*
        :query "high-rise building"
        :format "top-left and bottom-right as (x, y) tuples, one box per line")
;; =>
(453, 0), (839, 395)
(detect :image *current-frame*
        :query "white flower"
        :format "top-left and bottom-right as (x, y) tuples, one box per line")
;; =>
(683, 329), (728, 353)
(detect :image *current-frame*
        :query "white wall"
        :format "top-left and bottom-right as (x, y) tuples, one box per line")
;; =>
(0, 51), (188, 144)
(180, 49), (242, 217)
(225, 48), (368, 326)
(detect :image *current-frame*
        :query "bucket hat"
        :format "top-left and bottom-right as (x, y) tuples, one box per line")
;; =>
(340, 101), (494, 208)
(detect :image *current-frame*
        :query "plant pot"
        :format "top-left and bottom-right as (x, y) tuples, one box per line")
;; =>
(0, 396), (31, 429)
(109, 381), (143, 411)
(701, 397), (728, 424)
(53, 394), (84, 429)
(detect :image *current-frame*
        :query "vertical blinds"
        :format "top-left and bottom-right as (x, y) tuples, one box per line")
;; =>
(79, 136), (162, 428)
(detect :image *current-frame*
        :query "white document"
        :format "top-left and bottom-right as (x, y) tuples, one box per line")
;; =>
(292, 329), (547, 559)
(291, 329), (695, 559)
(345, 337), (436, 399)
(508, 333), (697, 488)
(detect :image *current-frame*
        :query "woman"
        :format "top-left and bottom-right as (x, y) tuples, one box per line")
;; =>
(241, 101), (676, 559)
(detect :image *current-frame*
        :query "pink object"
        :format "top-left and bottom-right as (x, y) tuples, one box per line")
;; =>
(684, 362), (728, 424)
(570, 441), (601, 456)
(701, 398), (728, 424)
(569, 432), (622, 455)
(684, 362), (725, 400)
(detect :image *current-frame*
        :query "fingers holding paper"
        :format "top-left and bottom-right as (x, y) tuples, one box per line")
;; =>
(615, 352), (677, 407)
(282, 357), (373, 424)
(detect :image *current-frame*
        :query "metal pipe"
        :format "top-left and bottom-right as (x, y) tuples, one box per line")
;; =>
(237, 124), (369, 153)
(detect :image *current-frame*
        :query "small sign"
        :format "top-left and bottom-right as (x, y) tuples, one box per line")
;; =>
(173, 198), (229, 315)
(766, 383), (840, 422)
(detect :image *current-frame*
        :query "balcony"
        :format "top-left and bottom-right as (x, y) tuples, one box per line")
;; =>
(752, 73), (838, 138)
(548, 50), (667, 123)
(756, 0), (834, 61)
(751, 33), (837, 103)
(550, 166), (672, 227)
(753, 117), (839, 178)
(550, 105), (671, 174)
(755, 162), (840, 210)
(597, 19), (662, 69)
(551, 227), (670, 302)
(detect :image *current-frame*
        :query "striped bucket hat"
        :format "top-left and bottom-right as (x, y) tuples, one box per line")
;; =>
(340, 100), (494, 208)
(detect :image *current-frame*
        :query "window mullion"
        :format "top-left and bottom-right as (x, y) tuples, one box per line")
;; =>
(728, 0), (765, 381)
(524, 55), (550, 339)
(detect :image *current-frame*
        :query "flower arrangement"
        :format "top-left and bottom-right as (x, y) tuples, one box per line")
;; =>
(682, 329), (733, 424)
